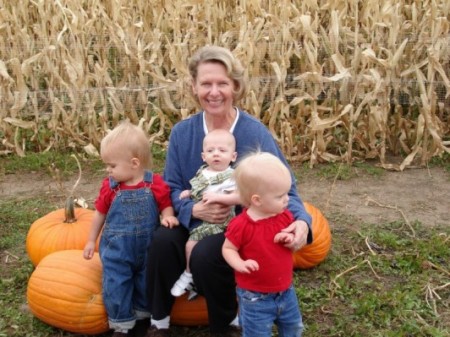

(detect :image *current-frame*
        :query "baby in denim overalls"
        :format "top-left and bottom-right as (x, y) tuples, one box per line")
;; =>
(223, 152), (304, 337)
(83, 121), (179, 337)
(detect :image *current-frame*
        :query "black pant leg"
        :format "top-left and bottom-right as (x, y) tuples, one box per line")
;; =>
(190, 232), (238, 333)
(147, 225), (189, 320)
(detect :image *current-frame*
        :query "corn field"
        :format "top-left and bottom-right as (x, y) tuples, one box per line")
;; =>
(0, 0), (449, 170)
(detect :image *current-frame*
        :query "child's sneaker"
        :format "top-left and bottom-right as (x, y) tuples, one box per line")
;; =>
(170, 270), (194, 297)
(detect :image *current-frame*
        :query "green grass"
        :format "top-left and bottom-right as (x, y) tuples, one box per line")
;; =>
(429, 152), (450, 177)
(294, 217), (450, 336)
(1, 152), (449, 337)
(0, 198), (55, 337)
(1, 151), (98, 176)
(0, 143), (166, 178)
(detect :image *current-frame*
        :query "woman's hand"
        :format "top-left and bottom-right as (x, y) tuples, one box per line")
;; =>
(192, 199), (232, 223)
(280, 220), (309, 251)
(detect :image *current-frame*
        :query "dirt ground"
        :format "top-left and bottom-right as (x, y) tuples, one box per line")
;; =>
(298, 164), (450, 228)
(1, 163), (449, 228)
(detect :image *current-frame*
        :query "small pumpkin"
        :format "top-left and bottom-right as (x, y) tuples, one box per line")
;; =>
(26, 197), (97, 266)
(293, 202), (332, 269)
(27, 249), (109, 335)
(171, 293), (208, 326)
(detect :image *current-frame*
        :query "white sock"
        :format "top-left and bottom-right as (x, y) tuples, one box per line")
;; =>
(230, 314), (239, 326)
(182, 270), (193, 279)
(151, 316), (170, 329)
(171, 270), (194, 296)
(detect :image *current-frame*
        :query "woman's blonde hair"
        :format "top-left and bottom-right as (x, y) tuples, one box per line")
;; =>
(188, 45), (247, 103)
(100, 120), (152, 169)
(233, 151), (290, 206)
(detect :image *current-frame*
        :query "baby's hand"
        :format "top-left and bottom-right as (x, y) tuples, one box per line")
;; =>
(83, 242), (96, 260)
(161, 216), (179, 229)
(236, 259), (259, 274)
(179, 190), (191, 199)
(202, 191), (220, 204)
(274, 232), (295, 244)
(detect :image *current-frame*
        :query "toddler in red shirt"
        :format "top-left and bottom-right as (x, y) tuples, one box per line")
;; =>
(223, 151), (304, 337)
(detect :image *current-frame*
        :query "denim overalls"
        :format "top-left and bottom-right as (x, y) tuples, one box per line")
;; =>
(99, 171), (159, 331)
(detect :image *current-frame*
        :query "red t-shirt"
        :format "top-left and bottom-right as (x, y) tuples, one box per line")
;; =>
(94, 174), (173, 215)
(225, 209), (294, 293)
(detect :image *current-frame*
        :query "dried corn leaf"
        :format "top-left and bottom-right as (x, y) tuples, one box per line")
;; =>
(0, 60), (12, 81)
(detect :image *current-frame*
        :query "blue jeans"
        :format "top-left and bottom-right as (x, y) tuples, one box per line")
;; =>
(100, 172), (159, 331)
(237, 285), (303, 337)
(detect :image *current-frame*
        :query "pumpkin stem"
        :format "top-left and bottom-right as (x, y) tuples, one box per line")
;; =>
(64, 197), (77, 223)
(64, 155), (83, 224)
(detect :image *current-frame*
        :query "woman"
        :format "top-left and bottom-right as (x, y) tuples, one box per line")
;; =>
(146, 45), (312, 337)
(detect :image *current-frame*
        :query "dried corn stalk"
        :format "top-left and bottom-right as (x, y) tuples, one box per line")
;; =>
(0, 0), (448, 170)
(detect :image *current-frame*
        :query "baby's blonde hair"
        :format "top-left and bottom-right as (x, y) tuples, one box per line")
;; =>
(203, 129), (236, 150)
(233, 151), (291, 206)
(100, 120), (152, 169)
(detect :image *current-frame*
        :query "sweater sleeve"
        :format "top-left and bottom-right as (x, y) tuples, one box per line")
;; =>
(163, 118), (204, 230)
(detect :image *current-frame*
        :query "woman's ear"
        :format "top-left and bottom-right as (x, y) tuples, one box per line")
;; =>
(191, 79), (198, 96)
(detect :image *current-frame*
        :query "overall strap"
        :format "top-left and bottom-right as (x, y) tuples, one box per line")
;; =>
(108, 171), (153, 191)
(108, 176), (120, 190)
(143, 170), (154, 184)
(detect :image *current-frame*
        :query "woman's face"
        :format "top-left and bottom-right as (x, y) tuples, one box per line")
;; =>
(192, 61), (235, 116)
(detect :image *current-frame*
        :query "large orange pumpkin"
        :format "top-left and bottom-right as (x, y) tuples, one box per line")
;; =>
(171, 293), (208, 326)
(27, 250), (109, 335)
(293, 202), (332, 269)
(26, 197), (98, 266)
(27, 250), (209, 329)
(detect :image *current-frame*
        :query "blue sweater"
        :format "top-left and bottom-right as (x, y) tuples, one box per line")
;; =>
(163, 110), (313, 243)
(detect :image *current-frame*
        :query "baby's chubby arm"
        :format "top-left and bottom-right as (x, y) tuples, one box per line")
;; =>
(202, 190), (241, 206)
(222, 238), (259, 274)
